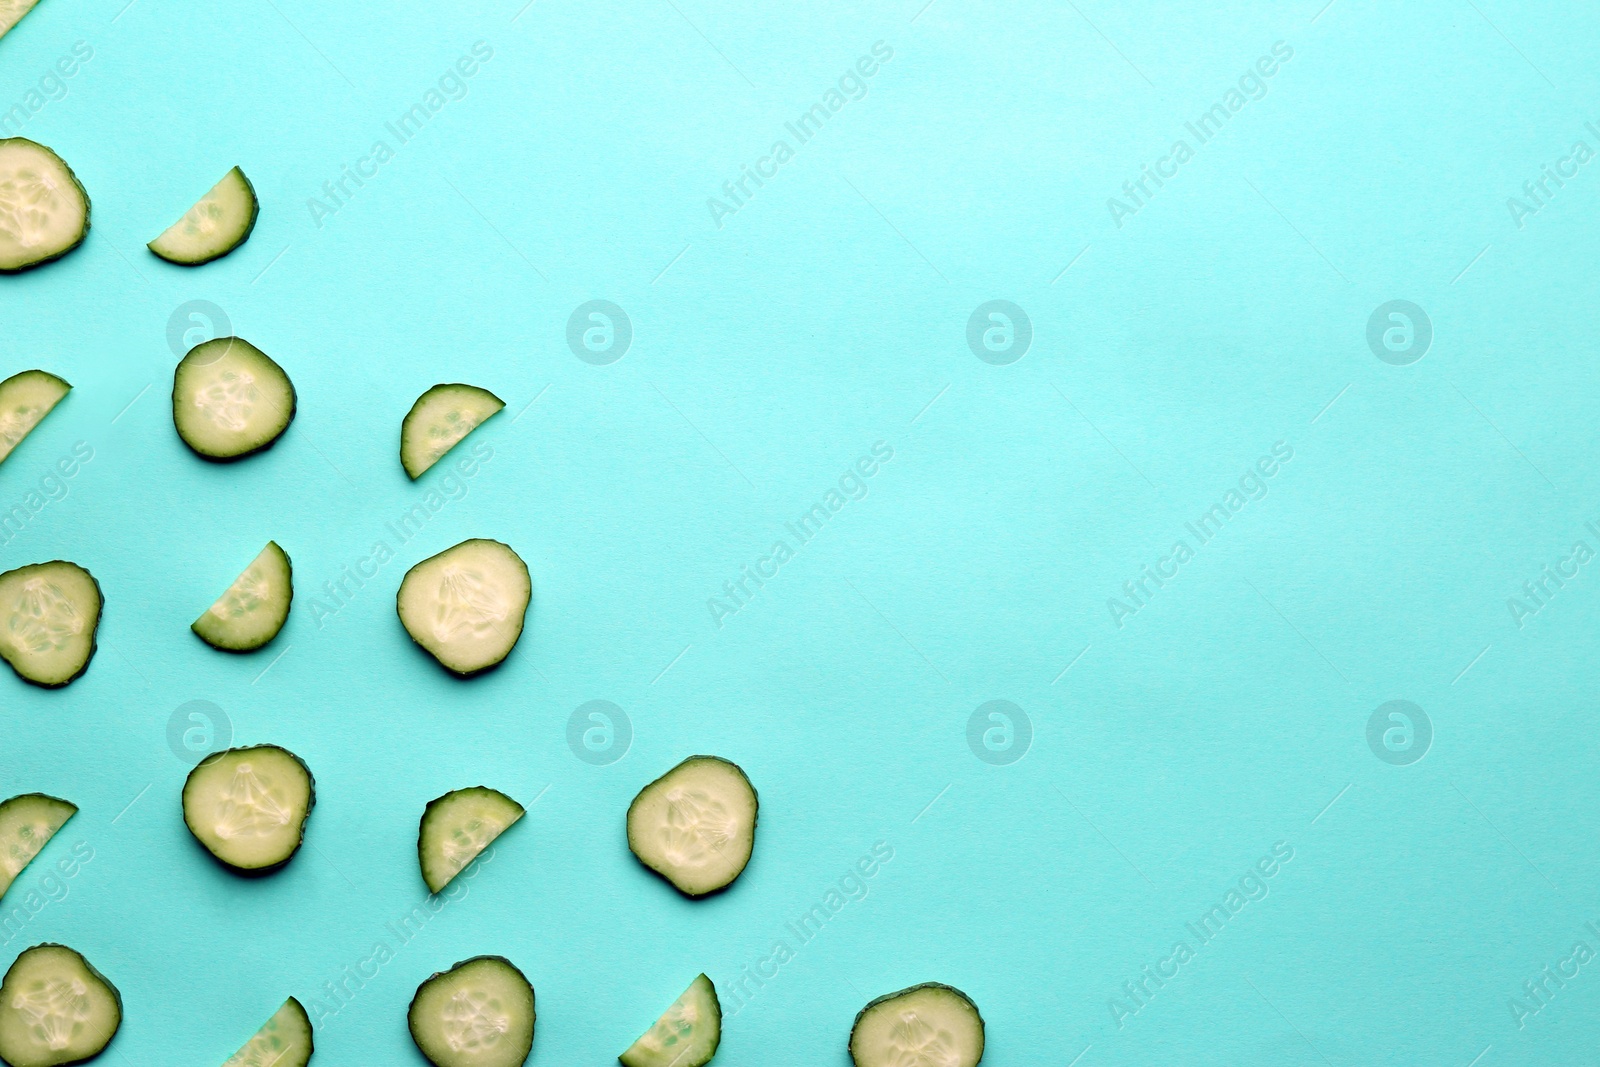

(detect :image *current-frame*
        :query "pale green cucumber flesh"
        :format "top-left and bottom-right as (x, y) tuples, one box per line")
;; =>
(626, 756), (757, 898)
(396, 539), (530, 676)
(0, 139), (89, 273)
(619, 974), (720, 1067)
(223, 997), (312, 1067)
(849, 984), (985, 1067)
(172, 338), (295, 461)
(182, 745), (314, 873)
(148, 167), (257, 266)
(408, 956), (535, 1067)
(0, 0), (44, 42)
(401, 384), (504, 479)
(0, 944), (121, 1067)
(419, 787), (524, 893)
(0, 794), (75, 900)
(191, 542), (292, 652)
(0, 561), (100, 688)
(0, 371), (69, 465)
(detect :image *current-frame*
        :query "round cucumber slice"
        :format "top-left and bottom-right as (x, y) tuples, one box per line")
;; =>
(419, 787), (524, 894)
(0, 944), (121, 1067)
(396, 539), (531, 676)
(0, 561), (100, 688)
(0, 371), (69, 466)
(0, 794), (75, 901)
(849, 984), (985, 1067)
(408, 956), (535, 1067)
(626, 756), (757, 898)
(147, 166), (257, 266)
(172, 337), (296, 461)
(182, 745), (314, 874)
(619, 973), (720, 1067)
(191, 542), (292, 652)
(401, 384), (504, 479)
(223, 997), (312, 1067)
(0, 140), (89, 273)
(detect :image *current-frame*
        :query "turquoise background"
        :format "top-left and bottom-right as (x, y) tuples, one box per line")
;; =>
(1, 0), (1598, 1063)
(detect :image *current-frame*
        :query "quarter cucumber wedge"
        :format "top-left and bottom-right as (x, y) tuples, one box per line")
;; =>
(172, 337), (295, 461)
(182, 745), (314, 874)
(397, 539), (530, 676)
(0, 944), (121, 1067)
(408, 956), (534, 1067)
(419, 787), (523, 894)
(849, 984), (985, 1067)
(401, 384), (504, 479)
(191, 542), (292, 652)
(620, 974), (720, 1067)
(0, 140), (88, 273)
(0, 0), (44, 43)
(0, 371), (69, 466)
(0, 795), (75, 901)
(627, 756), (757, 898)
(148, 167), (257, 266)
(223, 998), (312, 1067)
(0, 561), (100, 688)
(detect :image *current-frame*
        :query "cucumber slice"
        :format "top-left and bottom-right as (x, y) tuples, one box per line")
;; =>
(0, 944), (121, 1067)
(191, 542), (292, 652)
(408, 956), (535, 1067)
(419, 787), (524, 894)
(0, 0), (44, 43)
(0, 562), (100, 688)
(396, 539), (530, 676)
(0, 795), (75, 900)
(0, 140), (89, 273)
(172, 337), (296, 461)
(626, 756), (757, 898)
(147, 167), (257, 266)
(0, 371), (69, 466)
(401, 384), (504, 479)
(223, 998), (312, 1067)
(182, 745), (314, 874)
(619, 974), (720, 1067)
(849, 984), (985, 1067)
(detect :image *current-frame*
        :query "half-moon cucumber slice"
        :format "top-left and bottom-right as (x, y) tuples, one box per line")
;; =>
(172, 337), (295, 461)
(182, 745), (314, 873)
(849, 984), (985, 1067)
(401, 384), (504, 479)
(0, 139), (89, 273)
(223, 997), (312, 1067)
(619, 973), (720, 1067)
(397, 539), (530, 676)
(191, 542), (292, 652)
(0, 561), (100, 688)
(408, 956), (534, 1067)
(0, 794), (75, 900)
(626, 756), (757, 898)
(0, 371), (69, 466)
(148, 166), (257, 266)
(419, 787), (523, 894)
(0, 944), (121, 1067)
(0, 0), (44, 43)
